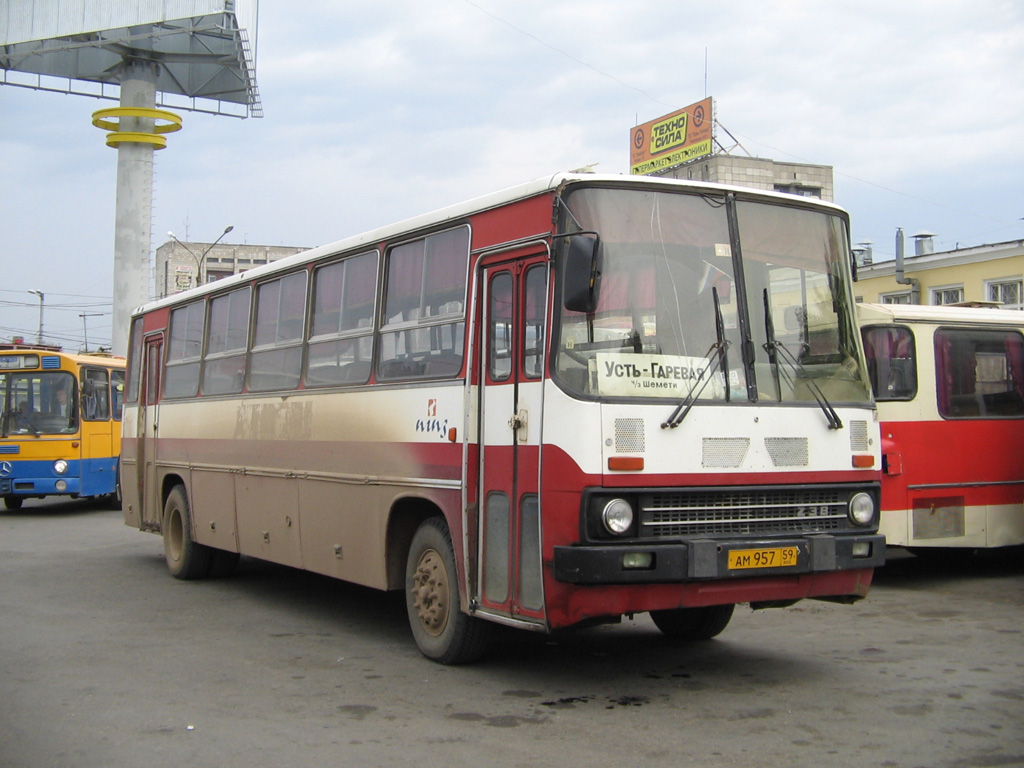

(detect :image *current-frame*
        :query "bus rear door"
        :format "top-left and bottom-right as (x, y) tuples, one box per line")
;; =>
(139, 334), (164, 531)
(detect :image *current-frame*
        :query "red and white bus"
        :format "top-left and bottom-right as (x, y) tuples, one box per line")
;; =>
(859, 303), (1024, 552)
(121, 173), (884, 663)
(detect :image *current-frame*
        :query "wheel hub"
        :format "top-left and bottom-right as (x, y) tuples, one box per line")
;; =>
(412, 548), (449, 637)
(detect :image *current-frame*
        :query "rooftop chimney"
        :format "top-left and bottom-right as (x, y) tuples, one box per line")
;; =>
(912, 230), (936, 256)
(853, 241), (874, 266)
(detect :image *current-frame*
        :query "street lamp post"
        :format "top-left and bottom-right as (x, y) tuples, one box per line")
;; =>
(79, 312), (103, 353)
(167, 225), (234, 289)
(27, 290), (44, 345)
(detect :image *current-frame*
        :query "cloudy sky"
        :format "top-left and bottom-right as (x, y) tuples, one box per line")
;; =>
(2, 0), (1023, 350)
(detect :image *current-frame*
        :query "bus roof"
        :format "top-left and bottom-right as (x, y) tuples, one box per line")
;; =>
(858, 302), (1024, 327)
(0, 346), (126, 367)
(135, 171), (849, 317)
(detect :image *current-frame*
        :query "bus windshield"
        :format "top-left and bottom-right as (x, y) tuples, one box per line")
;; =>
(1, 371), (78, 436)
(553, 186), (871, 406)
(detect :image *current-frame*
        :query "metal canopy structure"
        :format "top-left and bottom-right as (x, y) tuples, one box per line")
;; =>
(1, 0), (261, 117)
(1, 1), (262, 354)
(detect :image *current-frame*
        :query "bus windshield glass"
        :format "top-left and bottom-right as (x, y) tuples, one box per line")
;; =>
(554, 186), (871, 406)
(1, 371), (78, 436)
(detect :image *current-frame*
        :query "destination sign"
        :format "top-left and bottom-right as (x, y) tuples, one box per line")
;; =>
(594, 352), (725, 399)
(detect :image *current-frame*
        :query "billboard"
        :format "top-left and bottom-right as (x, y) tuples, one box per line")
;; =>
(629, 97), (713, 175)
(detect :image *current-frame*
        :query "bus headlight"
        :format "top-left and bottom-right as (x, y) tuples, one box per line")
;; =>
(848, 492), (875, 526)
(53, 460), (69, 475)
(601, 498), (635, 535)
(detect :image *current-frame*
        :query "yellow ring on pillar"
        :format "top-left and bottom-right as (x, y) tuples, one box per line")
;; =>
(91, 107), (182, 150)
(105, 131), (169, 149)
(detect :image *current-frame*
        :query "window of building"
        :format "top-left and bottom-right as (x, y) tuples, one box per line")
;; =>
(932, 286), (965, 305)
(881, 292), (913, 305)
(986, 278), (1023, 310)
(164, 300), (205, 398)
(773, 184), (821, 199)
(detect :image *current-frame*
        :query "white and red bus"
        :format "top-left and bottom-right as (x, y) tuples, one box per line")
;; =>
(121, 173), (884, 663)
(859, 303), (1024, 553)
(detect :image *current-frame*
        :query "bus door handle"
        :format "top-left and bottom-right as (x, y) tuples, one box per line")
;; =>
(508, 409), (528, 443)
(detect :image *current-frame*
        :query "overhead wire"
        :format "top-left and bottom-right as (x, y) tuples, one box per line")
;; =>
(459, 0), (1021, 243)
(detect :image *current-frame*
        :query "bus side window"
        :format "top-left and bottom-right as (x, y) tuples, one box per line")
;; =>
(935, 328), (1024, 418)
(112, 370), (125, 420)
(861, 325), (916, 400)
(250, 272), (307, 392)
(524, 265), (547, 379)
(307, 252), (377, 387)
(165, 300), (205, 398)
(204, 286), (251, 395)
(82, 368), (110, 420)
(378, 226), (469, 381)
(125, 317), (144, 404)
(488, 272), (513, 382)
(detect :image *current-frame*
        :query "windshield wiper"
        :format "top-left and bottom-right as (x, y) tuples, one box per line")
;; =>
(762, 289), (843, 430)
(662, 287), (730, 429)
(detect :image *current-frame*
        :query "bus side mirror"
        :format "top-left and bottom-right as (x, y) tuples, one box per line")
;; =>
(564, 233), (602, 313)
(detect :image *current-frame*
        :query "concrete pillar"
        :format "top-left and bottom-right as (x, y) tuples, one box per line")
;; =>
(111, 60), (158, 355)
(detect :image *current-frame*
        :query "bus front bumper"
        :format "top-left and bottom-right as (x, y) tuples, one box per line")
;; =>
(0, 475), (81, 497)
(552, 534), (886, 585)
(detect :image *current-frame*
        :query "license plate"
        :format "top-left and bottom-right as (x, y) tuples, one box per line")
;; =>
(728, 546), (799, 570)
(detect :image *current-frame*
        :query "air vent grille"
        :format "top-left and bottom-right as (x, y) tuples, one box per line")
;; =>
(702, 437), (749, 468)
(764, 437), (808, 467)
(641, 488), (852, 538)
(614, 418), (645, 453)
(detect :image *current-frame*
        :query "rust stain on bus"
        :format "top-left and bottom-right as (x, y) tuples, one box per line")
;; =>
(233, 401), (314, 441)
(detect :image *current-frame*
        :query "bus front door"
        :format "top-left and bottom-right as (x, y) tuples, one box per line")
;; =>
(477, 256), (549, 625)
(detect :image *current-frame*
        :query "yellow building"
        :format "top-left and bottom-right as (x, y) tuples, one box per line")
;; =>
(854, 236), (1024, 311)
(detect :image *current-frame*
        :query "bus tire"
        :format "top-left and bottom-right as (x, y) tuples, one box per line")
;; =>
(162, 485), (212, 580)
(3, 496), (23, 510)
(650, 604), (735, 641)
(405, 517), (488, 665)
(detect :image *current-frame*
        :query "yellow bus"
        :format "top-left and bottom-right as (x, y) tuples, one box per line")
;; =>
(1, 345), (126, 510)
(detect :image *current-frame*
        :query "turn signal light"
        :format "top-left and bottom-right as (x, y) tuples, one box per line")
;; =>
(851, 455), (875, 468)
(608, 456), (644, 471)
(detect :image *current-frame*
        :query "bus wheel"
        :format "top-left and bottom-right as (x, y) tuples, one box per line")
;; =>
(405, 517), (488, 665)
(162, 485), (211, 580)
(650, 604), (735, 641)
(3, 496), (23, 510)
